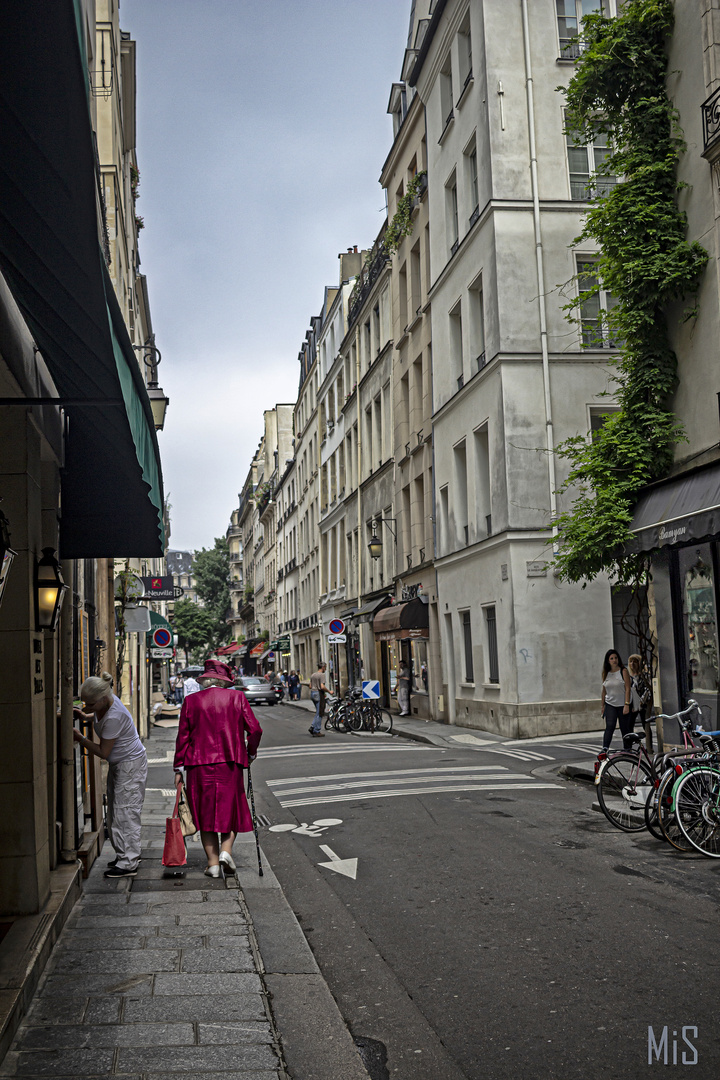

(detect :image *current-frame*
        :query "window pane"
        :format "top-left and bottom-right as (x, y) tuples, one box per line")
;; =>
(462, 611), (474, 683)
(556, 0), (577, 16)
(410, 640), (428, 693)
(485, 607), (499, 683)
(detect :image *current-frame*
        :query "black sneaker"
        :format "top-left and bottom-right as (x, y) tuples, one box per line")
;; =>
(104, 865), (138, 879)
(107, 858), (118, 868)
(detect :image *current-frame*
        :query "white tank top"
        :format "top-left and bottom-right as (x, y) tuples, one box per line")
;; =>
(603, 668), (626, 708)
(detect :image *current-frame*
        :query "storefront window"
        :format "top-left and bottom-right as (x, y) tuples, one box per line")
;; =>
(410, 639), (428, 693)
(680, 546), (719, 704)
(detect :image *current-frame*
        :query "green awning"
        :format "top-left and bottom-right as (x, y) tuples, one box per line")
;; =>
(146, 610), (174, 645)
(0, 1), (165, 557)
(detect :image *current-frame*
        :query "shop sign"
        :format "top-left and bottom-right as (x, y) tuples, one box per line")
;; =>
(249, 642), (265, 657)
(140, 575), (177, 599)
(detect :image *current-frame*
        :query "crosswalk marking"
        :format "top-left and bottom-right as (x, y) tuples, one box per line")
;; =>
(268, 762), (560, 808)
(272, 773), (517, 798)
(260, 745), (426, 760)
(480, 747), (555, 762)
(279, 783), (560, 808)
(267, 764), (508, 787)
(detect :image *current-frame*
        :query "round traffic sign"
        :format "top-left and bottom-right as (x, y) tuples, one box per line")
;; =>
(329, 618), (345, 635)
(152, 627), (172, 648)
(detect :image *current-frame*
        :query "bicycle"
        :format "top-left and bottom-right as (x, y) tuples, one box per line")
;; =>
(596, 700), (702, 835)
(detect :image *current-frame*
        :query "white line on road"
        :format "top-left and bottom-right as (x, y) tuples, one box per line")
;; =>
(271, 773), (520, 798)
(477, 748), (556, 762)
(260, 745), (426, 760)
(279, 782), (560, 808)
(267, 764), (508, 787)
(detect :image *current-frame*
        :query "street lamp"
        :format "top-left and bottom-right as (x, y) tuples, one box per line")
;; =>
(368, 527), (383, 560)
(34, 547), (68, 631)
(133, 337), (169, 431)
(367, 517), (396, 560)
(0, 505), (17, 610)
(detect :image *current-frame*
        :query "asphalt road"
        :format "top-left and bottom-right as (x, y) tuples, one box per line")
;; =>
(249, 702), (720, 1080)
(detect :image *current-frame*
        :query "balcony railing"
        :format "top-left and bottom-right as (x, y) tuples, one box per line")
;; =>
(702, 86), (720, 155)
(347, 240), (389, 329)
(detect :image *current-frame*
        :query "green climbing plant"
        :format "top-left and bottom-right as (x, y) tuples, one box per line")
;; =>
(552, 0), (709, 585)
(385, 170), (427, 254)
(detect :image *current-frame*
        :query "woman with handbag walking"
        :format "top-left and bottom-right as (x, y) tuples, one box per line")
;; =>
(73, 672), (148, 879)
(173, 658), (262, 878)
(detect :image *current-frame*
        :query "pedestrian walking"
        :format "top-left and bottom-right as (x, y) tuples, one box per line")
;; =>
(628, 652), (653, 746)
(309, 662), (329, 737)
(288, 670), (300, 700)
(73, 672), (148, 879)
(183, 673), (201, 696)
(398, 660), (411, 716)
(600, 649), (633, 751)
(173, 658), (262, 878)
(170, 673), (184, 705)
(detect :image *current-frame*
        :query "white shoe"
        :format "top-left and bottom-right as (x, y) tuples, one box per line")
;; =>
(204, 864), (221, 878)
(219, 851), (236, 873)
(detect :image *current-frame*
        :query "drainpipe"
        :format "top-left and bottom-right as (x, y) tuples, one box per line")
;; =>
(521, 0), (558, 547)
(59, 559), (77, 862)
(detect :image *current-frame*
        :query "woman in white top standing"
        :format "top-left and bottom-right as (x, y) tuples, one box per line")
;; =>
(600, 649), (633, 752)
(73, 672), (148, 879)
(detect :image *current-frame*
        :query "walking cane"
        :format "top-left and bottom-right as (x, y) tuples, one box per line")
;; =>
(246, 763), (263, 877)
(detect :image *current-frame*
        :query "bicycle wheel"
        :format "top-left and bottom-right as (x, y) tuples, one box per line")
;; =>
(596, 753), (653, 832)
(346, 704), (363, 732)
(373, 708), (393, 733)
(643, 781), (666, 842)
(655, 766), (696, 852)
(673, 766), (720, 858)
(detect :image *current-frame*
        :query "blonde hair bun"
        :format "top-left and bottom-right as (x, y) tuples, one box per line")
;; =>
(80, 675), (114, 706)
(101, 671), (113, 685)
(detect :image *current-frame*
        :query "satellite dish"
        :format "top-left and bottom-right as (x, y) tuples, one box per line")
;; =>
(114, 573), (145, 601)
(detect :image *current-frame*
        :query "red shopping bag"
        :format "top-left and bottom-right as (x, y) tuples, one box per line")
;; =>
(162, 789), (187, 866)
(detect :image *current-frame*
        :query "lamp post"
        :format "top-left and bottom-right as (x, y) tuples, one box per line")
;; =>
(133, 336), (169, 430)
(35, 547), (68, 631)
(0, 505), (17, 609)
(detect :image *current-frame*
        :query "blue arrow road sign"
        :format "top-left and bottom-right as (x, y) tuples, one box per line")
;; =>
(362, 679), (380, 699)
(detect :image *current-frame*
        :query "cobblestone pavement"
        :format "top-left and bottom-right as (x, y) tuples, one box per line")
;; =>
(0, 776), (285, 1078)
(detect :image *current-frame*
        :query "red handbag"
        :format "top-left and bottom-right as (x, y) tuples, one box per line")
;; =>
(162, 789), (187, 867)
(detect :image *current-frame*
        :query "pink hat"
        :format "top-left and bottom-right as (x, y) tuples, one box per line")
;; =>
(199, 658), (234, 685)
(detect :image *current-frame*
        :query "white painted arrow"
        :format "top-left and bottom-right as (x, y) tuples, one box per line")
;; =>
(318, 844), (358, 880)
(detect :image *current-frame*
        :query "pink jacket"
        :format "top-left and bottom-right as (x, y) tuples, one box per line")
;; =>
(173, 686), (262, 770)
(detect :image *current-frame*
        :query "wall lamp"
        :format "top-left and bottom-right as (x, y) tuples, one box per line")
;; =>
(368, 517), (397, 560)
(0, 505), (17, 609)
(133, 336), (169, 431)
(35, 547), (68, 631)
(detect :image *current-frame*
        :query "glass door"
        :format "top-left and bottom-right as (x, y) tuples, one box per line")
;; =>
(680, 544), (719, 727)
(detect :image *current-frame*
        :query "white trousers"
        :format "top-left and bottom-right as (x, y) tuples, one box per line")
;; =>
(398, 685), (410, 715)
(106, 754), (148, 870)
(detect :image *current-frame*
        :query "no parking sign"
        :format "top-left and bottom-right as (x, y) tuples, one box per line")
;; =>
(152, 626), (172, 649)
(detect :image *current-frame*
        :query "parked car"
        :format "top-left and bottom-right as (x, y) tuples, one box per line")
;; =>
(236, 676), (283, 706)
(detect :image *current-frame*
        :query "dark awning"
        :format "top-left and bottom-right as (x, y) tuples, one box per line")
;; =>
(347, 594), (393, 623)
(0, 1), (164, 557)
(627, 461), (720, 554)
(374, 598), (430, 639)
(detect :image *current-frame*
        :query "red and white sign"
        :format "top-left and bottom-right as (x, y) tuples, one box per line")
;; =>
(328, 618), (345, 635)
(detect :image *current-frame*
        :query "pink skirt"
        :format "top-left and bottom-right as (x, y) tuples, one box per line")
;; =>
(185, 762), (253, 833)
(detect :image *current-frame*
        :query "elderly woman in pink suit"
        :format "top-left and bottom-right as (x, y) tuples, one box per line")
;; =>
(173, 658), (262, 877)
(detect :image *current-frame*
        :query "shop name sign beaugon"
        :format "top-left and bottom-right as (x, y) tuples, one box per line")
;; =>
(140, 576), (181, 600)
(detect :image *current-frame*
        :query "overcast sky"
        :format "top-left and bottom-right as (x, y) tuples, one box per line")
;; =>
(120, 0), (410, 554)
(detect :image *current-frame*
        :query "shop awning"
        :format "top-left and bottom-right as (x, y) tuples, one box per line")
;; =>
(0, 2), (165, 558)
(627, 461), (720, 554)
(348, 594), (393, 623)
(217, 641), (239, 656)
(373, 598), (429, 639)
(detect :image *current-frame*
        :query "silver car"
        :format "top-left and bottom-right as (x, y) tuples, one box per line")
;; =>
(237, 676), (282, 706)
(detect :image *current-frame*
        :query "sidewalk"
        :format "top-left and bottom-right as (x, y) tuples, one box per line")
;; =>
(0, 727), (370, 1080)
(283, 695), (605, 751)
